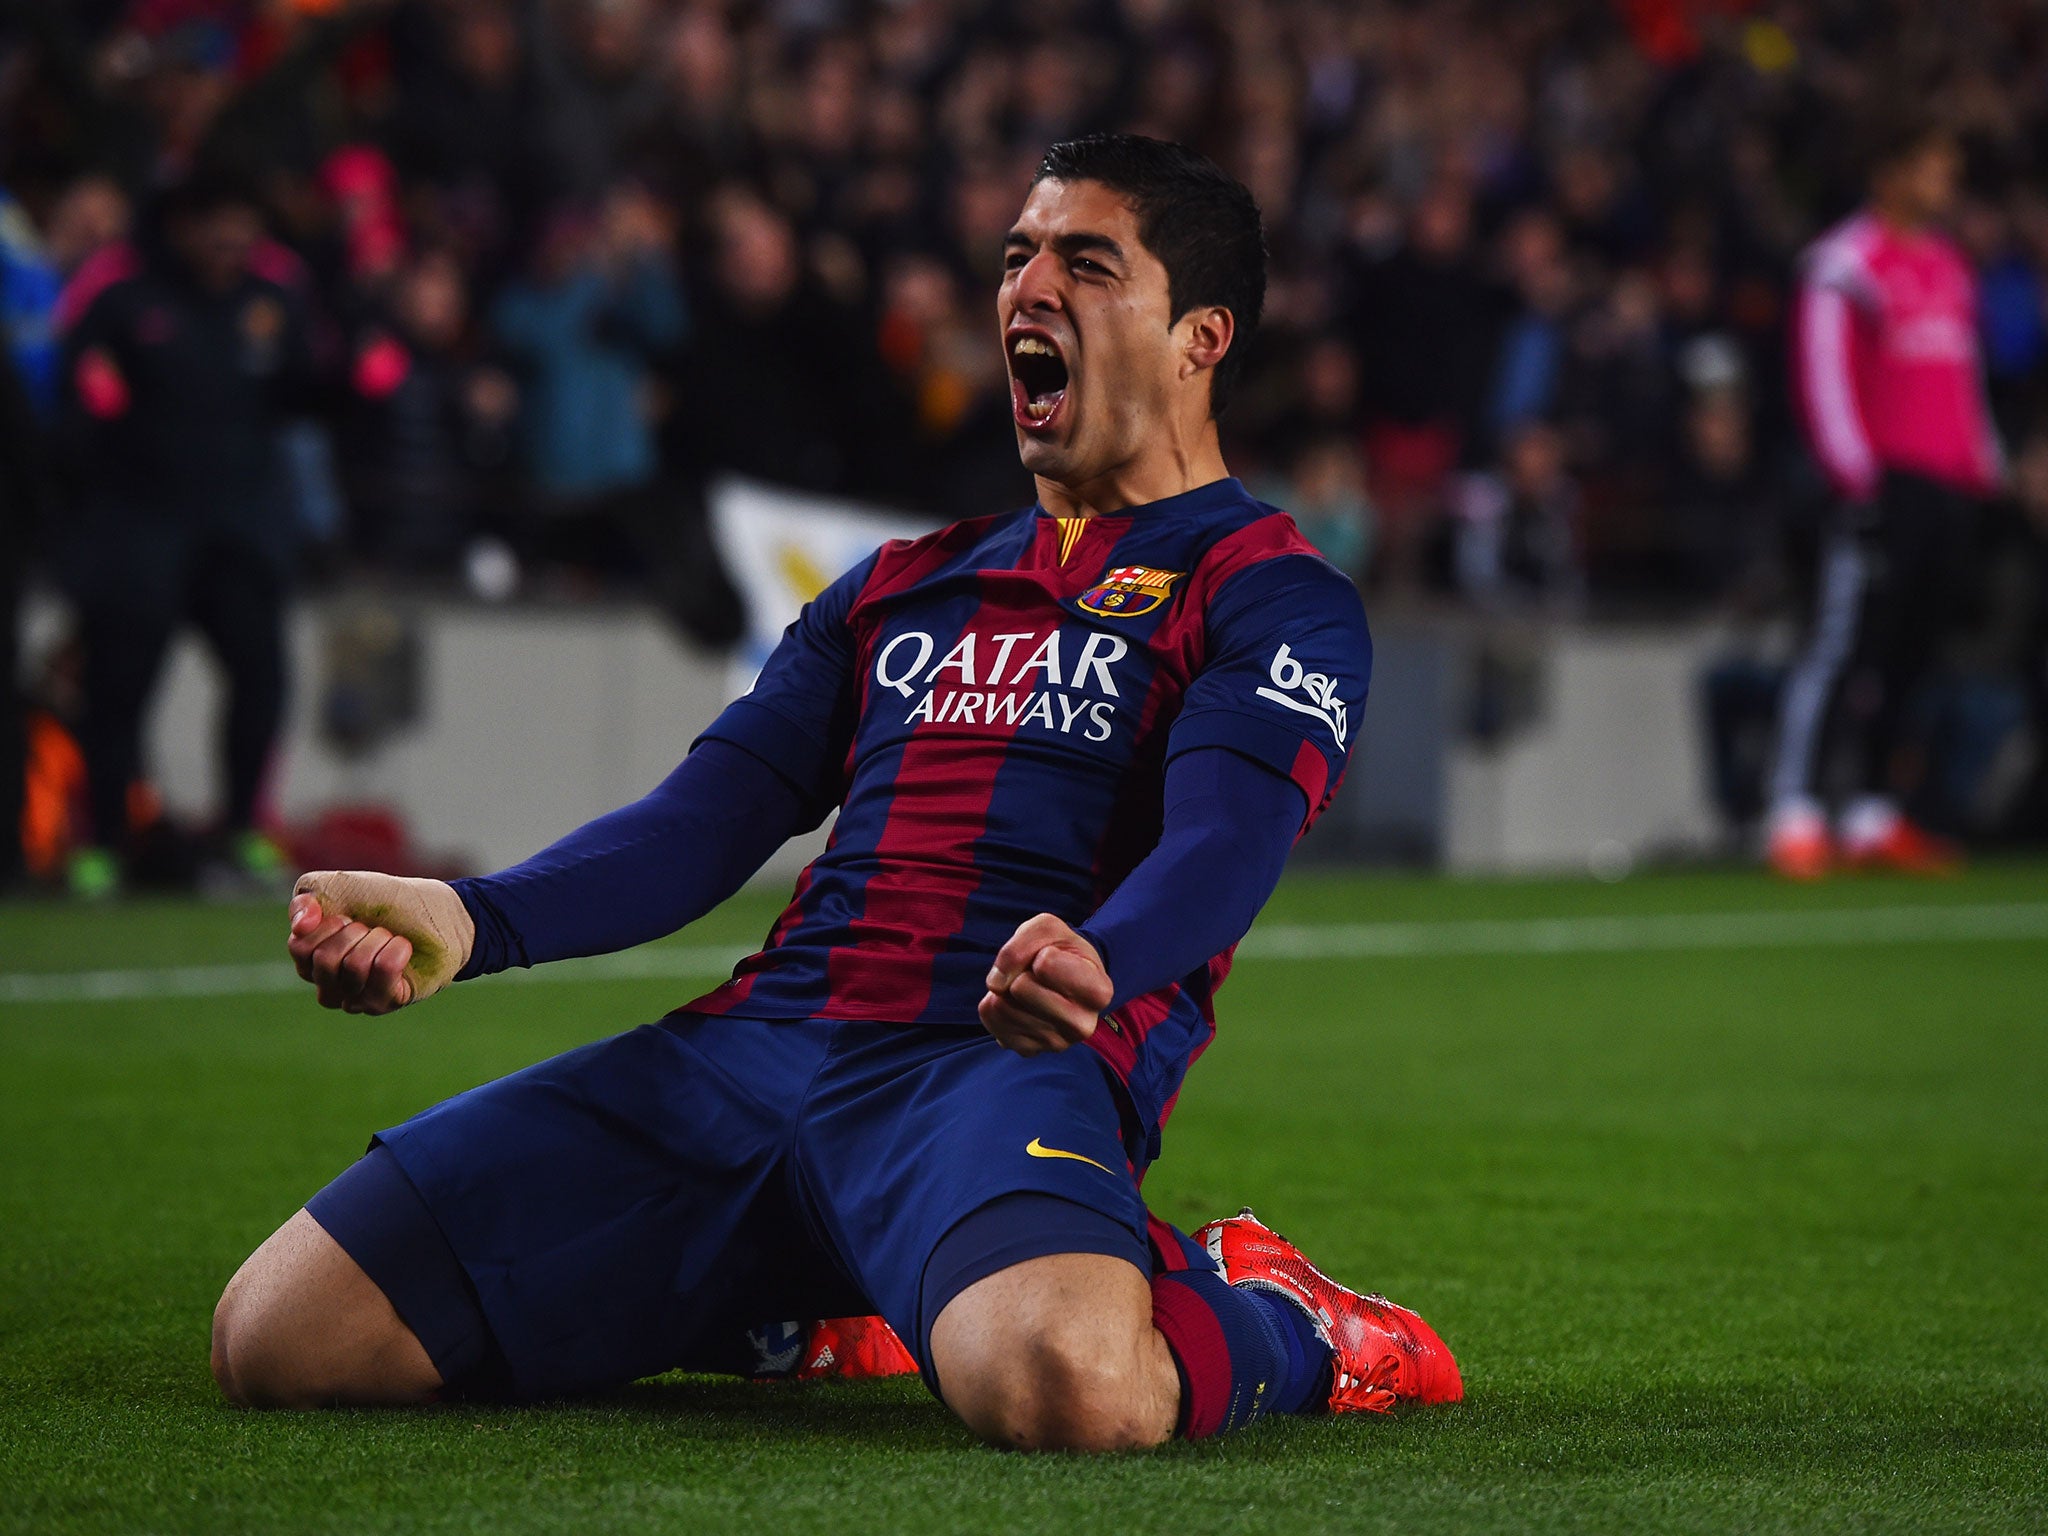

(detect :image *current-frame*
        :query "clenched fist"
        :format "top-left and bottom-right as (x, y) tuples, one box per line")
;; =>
(287, 870), (476, 1015)
(979, 913), (1114, 1056)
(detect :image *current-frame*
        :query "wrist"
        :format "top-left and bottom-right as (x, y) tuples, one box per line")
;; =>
(402, 876), (475, 999)
(447, 877), (494, 980)
(1073, 924), (1113, 999)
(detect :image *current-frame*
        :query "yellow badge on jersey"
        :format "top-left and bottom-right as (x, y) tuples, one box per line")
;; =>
(1076, 565), (1182, 618)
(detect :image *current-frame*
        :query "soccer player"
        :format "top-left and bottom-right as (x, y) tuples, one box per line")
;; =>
(1768, 119), (2005, 880)
(211, 136), (1461, 1449)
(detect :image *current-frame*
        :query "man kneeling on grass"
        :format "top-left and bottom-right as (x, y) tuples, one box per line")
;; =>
(213, 135), (1461, 1449)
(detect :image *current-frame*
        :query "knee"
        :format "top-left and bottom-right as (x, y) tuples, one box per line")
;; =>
(208, 1211), (437, 1410)
(948, 1319), (1170, 1453)
(210, 1266), (321, 1409)
(211, 1271), (275, 1407)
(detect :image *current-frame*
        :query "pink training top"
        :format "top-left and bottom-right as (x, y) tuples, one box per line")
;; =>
(1792, 210), (2004, 501)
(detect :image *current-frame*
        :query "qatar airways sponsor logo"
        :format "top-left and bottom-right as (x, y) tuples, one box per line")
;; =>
(874, 628), (1127, 742)
(1255, 643), (1349, 749)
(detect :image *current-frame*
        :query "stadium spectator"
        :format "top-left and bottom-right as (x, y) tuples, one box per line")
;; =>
(663, 182), (913, 505)
(54, 175), (319, 898)
(1338, 181), (1503, 544)
(1662, 336), (1786, 606)
(0, 317), (55, 889)
(489, 182), (684, 576)
(1452, 419), (1585, 610)
(344, 246), (516, 570)
(0, 189), (64, 415)
(0, 0), (2042, 657)
(1252, 431), (1375, 584)
(875, 247), (1031, 516)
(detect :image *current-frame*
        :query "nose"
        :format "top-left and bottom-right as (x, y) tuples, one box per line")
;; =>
(1008, 248), (1066, 316)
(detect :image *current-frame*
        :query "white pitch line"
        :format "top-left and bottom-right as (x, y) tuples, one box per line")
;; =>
(1237, 900), (2048, 959)
(2, 902), (2044, 1007)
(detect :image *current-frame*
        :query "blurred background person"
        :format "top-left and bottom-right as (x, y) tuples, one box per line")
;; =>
(344, 245), (516, 575)
(664, 182), (915, 508)
(54, 176), (320, 898)
(1767, 120), (2007, 880)
(0, 315), (57, 892)
(490, 182), (685, 584)
(1253, 430), (1375, 585)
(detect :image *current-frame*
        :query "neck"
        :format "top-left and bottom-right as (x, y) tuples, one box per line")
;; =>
(1873, 195), (1928, 235)
(1035, 417), (1230, 519)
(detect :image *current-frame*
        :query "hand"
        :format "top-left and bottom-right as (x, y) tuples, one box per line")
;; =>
(286, 870), (476, 1015)
(979, 913), (1113, 1057)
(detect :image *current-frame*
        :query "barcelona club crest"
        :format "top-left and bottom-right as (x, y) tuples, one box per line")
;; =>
(1077, 565), (1182, 618)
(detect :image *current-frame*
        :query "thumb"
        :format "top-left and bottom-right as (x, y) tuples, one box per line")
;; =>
(289, 893), (324, 933)
(294, 870), (368, 922)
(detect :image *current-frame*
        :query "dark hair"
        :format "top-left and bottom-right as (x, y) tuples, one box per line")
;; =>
(1033, 133), (1266, 416)
(1866, 110), (1956, 180)
(154, 170), (261, 226)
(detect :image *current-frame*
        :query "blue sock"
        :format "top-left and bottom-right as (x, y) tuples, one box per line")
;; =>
(1148, 1222), (1335, 1435)
(1241, 1286), (1333, 1415)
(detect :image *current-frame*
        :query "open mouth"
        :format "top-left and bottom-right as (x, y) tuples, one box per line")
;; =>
(1008, 332), (1069, 432)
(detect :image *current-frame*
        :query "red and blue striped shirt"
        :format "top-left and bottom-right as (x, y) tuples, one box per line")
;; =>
(684, 476), (1371, 1135)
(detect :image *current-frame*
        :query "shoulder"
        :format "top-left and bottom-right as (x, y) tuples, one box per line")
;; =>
(862, 506), (1032, 597)
(1804, 214), (1880, 296)
(55, 243), (145, 333)
(248, 239), (309, 293)
(1195, 499), (1364, 622)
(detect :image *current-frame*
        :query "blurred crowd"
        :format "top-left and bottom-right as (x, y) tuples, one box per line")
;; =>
(6, 0), (2048, 601)
(7, 0), (2048, 879)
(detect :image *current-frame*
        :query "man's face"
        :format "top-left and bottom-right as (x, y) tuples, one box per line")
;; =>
(998, 177), (1190, 486)
(1888, 140), (1961, 225)
(171, 204), (260, 291)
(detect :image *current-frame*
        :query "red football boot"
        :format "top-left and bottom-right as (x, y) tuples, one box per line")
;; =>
(1766, 802), (1833, 882)
(792, 1315), (920, 1381)
(1767, 819), (1833, 882)
(1841, 818), (1961, 876)
(1193, 1208), (1462, 1414)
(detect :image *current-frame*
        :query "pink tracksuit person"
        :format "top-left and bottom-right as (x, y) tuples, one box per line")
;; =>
(1794, 212), (2003, 504)
(1768, 125), (2003, 879)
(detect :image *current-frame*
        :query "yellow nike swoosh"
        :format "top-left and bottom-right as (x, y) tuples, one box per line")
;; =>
(1025, 1137), (1116, 1176)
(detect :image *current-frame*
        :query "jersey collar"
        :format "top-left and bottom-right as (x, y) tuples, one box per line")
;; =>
(1034, 476), (1250, 524)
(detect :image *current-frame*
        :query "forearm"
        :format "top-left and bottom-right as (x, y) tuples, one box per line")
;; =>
(453, 737), (808, 976)
(1077, 747), (1306, 1010)
(1798, 283), (1879, 500)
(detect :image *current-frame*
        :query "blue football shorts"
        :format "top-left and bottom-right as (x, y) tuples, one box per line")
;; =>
(305, 1012), (1154, 1399)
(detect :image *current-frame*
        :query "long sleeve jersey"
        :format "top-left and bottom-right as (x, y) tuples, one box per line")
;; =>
(678, 477), (1371, 1144)
(1792, 211), (2004, 502)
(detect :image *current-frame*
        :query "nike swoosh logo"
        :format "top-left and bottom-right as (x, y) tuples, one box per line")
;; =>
(1025, 1137), (1116, 1176)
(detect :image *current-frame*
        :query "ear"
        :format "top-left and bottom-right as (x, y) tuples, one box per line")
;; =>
(1178, 304), (1235, 385)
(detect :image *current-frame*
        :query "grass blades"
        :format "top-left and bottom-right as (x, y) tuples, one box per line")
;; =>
(2, 867), (2044, 1534)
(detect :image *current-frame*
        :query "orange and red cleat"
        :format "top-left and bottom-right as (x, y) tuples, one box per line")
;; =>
(1840, 817), (1961, 876)
(763, 1213), (1467, 1418)
(790, 1315), (920, 1381)
(1193, 1208), (1462, 1414)
(1767, 817), (1834, 882)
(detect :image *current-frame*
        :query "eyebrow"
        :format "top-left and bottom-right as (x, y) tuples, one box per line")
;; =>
(1002, 229), (1128, 266)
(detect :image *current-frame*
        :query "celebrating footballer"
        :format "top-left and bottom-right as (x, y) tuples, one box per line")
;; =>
(212, 134), (1460, 1451)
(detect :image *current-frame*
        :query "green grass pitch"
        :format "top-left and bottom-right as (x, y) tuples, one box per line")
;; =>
(3, 866), (2045, 1534)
